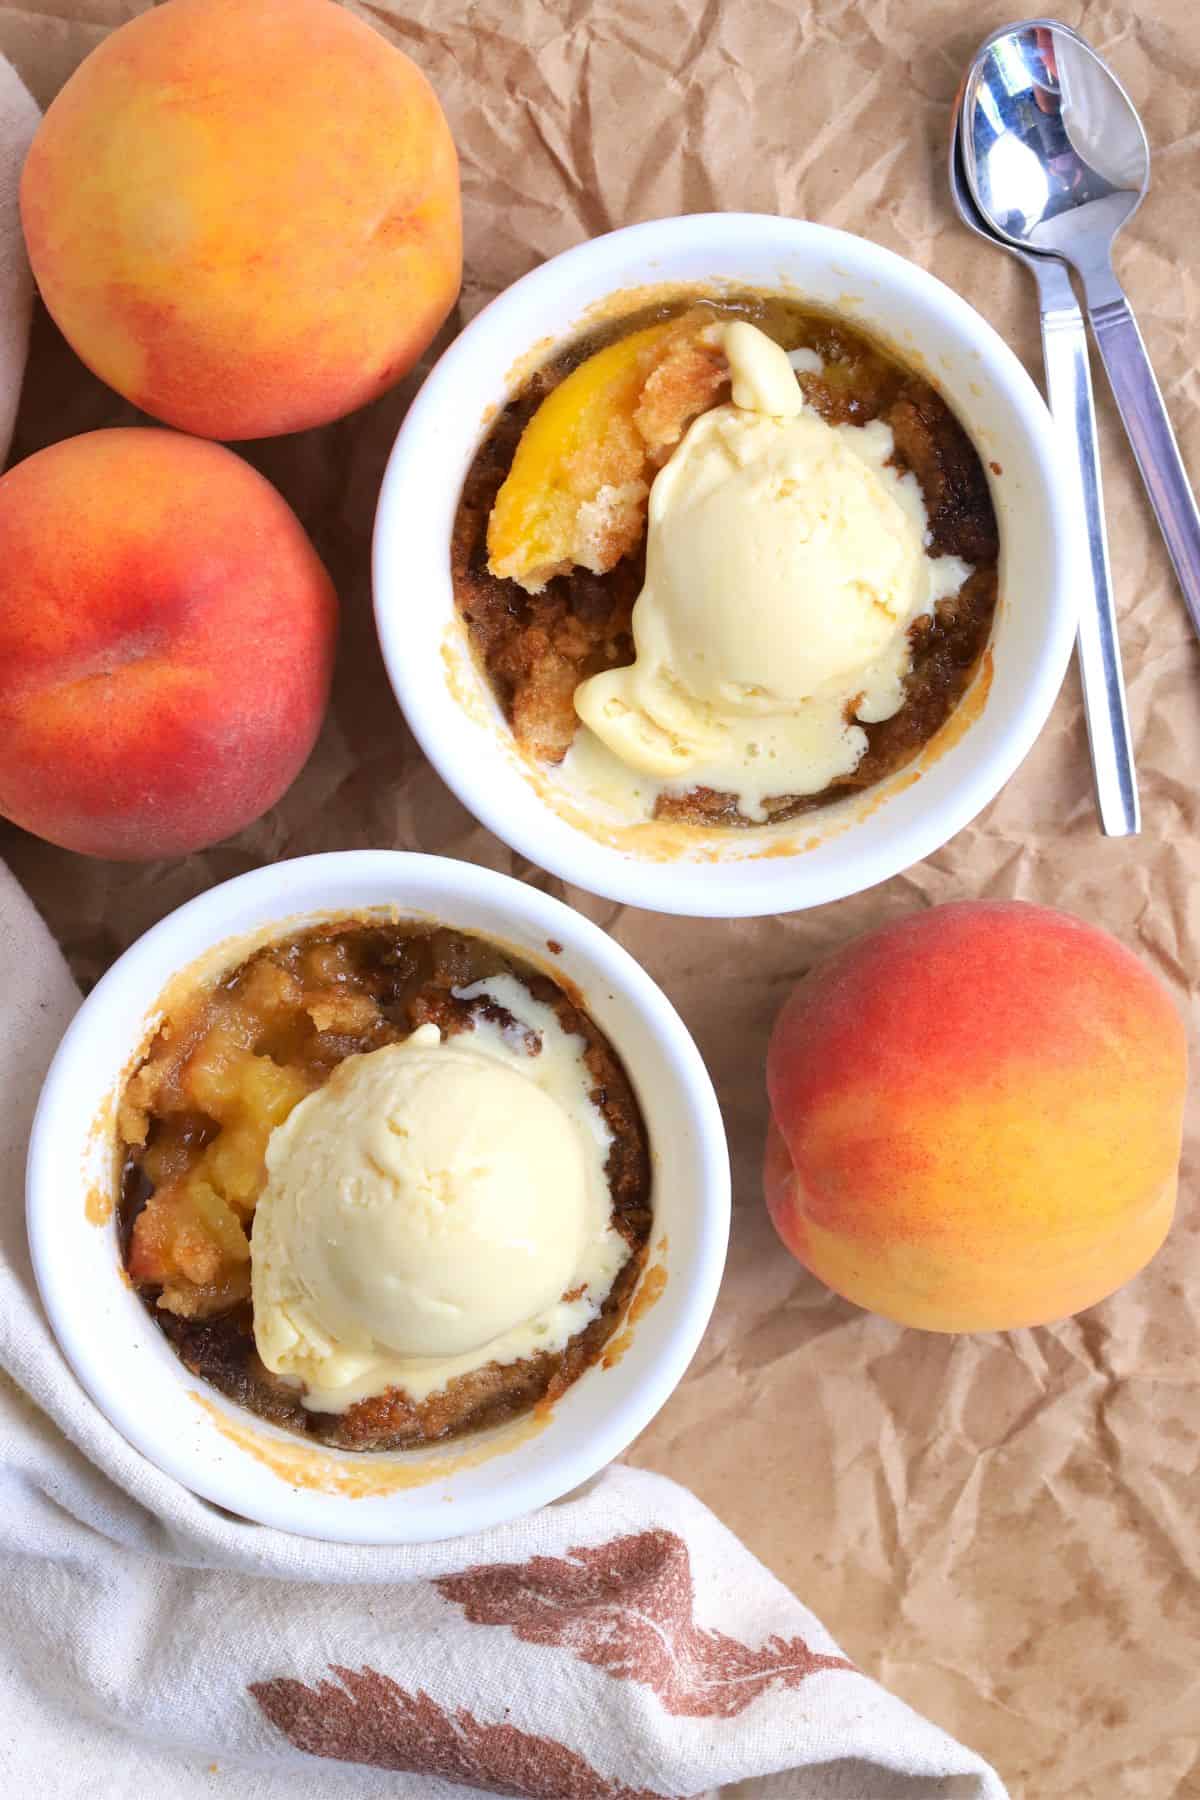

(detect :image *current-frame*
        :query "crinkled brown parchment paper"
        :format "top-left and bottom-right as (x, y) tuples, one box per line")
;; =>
(3, 3), (1198, 1794)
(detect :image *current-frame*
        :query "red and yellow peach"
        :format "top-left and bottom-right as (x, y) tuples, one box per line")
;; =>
(765, 901), (1186, 1332)
(0, 428), (337, 859)
(20, 0), (462, 439)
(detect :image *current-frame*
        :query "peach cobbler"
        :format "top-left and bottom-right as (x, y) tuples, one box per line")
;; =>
(452, 292), (1000, 825)
(119, 920), (651, 1451)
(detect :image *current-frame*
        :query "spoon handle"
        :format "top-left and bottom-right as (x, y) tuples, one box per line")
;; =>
(1083, 276), (1200, 648)
(1030, 258), (1139, 836)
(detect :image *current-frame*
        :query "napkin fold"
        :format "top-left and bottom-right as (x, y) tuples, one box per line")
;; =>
(0, 47), (34, 454)
(0, 45), (1005, 1800)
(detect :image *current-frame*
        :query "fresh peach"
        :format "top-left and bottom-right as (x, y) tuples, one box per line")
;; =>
(765, 901), (1186, 1332)
(0, 428), (337, 859)
(20, 0), (461, 440)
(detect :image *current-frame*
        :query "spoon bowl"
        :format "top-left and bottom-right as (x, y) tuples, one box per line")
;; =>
(961, 17), (1200, 645)
(963, 19), (1148, 276)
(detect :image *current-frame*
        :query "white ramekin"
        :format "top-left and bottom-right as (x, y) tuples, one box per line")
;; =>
(374, 214), (1076, 917)
(26, 852), (729, 1543)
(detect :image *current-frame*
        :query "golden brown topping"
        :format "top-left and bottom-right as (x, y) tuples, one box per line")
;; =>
(304, 990), (382, 1035)
(632, 326), (727, 458)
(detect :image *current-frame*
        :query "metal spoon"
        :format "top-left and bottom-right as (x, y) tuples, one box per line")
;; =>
(962, 17), (1200, 650)
(949, 108), (1138, 834)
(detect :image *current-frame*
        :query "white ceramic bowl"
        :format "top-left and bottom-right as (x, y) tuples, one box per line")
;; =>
(374, 214), (1076, 916)
(27, 852), (729, 1543)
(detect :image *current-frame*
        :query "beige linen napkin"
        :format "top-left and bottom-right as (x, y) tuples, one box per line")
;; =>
(0, 49), (34, 450)
(0, 47), (1005, 1800)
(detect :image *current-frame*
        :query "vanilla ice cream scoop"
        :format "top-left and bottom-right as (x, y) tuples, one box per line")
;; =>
(251, 983), (626, 1410)
(572, 320), (971, 816)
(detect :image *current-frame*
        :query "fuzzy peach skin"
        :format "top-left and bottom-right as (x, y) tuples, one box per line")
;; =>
(0, 428), (337, 859)
(764, 901), (1187, 1333)
(20, 0), (461, 440)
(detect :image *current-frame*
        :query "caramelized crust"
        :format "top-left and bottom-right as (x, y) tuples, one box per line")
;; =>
(888, 384), (1001, 564)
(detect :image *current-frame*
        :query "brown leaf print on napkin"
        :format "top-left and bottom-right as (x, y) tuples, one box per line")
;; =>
(250, 1668), (676, 1800)
(436, 1528), (854, 1717)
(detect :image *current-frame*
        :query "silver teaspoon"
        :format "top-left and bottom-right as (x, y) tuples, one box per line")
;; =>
(962, 18), (1200, 651)
(949, 103), (1138, 835)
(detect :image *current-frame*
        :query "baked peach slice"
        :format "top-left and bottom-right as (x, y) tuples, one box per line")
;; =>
(487, 313), (728, 592)
(127, 1016), (312, 1316)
